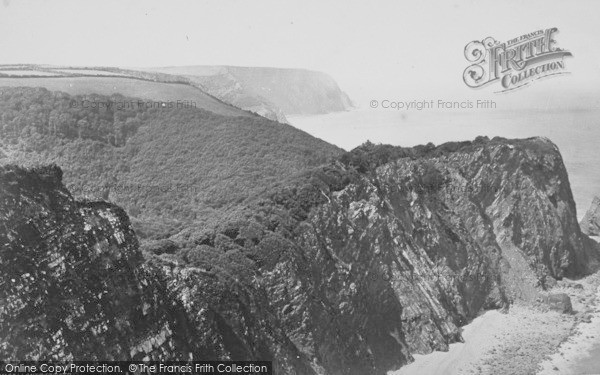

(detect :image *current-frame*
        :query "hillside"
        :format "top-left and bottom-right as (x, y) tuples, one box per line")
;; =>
(2, 137), (598, 374)
(0, 87), (342, 236)
(139, 66), (354, 122)
(0, 75), (250, 118)
(0, 64), (354, 123)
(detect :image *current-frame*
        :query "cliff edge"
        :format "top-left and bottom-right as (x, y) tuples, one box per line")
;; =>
(1, 136), (598, 374)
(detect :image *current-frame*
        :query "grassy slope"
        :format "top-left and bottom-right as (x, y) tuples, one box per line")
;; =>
(0, 76), (250, 117)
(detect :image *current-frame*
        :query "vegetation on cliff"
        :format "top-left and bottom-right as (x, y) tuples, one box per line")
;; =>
(0, 87), (341, 237)
(2, 84), (599, 374)
(2, 133), (599, 374)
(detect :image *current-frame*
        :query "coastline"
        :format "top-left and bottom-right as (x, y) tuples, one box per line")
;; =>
(390, 272), (600, 375)
(537, 272), (600, 375)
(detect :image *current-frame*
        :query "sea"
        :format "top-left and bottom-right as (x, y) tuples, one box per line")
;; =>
(289, 107), (600, 220)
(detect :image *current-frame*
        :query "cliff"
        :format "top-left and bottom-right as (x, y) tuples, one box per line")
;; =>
(0, 164), (313, 373)
(186, 68), (290, 123)
(1, 136), (598, 374)
(219, 66), (353, 115)
(139, 66), (354, 122)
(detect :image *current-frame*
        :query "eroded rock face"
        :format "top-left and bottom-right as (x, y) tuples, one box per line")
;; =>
(1, 137), (598, 375)
(580, 196), (600, 236)
(0, 165), (141, 359)
(0, 165), (312, 374)
(247, 137), (599, 374)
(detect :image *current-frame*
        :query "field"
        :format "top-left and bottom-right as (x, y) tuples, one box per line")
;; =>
(0, 76), (251, 117)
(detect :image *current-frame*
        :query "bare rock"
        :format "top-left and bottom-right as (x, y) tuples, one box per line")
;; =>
(542, 293), (574, 314)
(580, 196), (600, 236)
(3, 136), (599, 375)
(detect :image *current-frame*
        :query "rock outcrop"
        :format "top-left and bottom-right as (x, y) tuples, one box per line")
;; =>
(0, 165), (312, 374)
(580, 196), (600, 236)
(541, 293), (573, 314)
(1, 136), (598, 374)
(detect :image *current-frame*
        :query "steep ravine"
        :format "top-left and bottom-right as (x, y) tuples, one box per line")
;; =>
(1, 137), (598, 375)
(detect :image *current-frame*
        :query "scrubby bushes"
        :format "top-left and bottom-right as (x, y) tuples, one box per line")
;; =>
(339, 141), (435, 172)
(340, 136), (494, 174)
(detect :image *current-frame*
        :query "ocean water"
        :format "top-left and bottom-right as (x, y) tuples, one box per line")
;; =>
(289, 108), (600, 219)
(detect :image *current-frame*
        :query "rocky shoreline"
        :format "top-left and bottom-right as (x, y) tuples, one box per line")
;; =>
(393, 267), (600, 375)
(537, 270), (600, 374)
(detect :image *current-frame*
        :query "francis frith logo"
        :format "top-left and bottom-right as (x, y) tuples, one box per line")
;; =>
(463, 27), (572, 92)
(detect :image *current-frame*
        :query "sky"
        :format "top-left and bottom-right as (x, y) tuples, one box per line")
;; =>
(0, 0), (599, 108)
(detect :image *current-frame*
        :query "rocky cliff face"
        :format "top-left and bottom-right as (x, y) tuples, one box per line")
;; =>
(0, 165), (312, 374)
(220, 67), (353, 116)
(1, 137), (597, 374)
(580, 196), (600, 236)
(240, 136), (598, 374)
(0, 165), (142, 359)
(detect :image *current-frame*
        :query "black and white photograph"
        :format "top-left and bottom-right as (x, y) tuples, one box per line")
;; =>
(1, 1), (600, 374)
